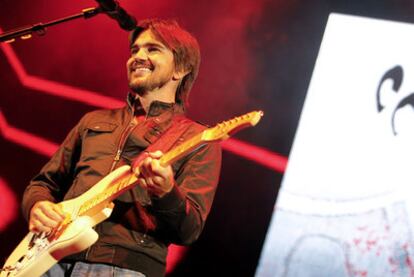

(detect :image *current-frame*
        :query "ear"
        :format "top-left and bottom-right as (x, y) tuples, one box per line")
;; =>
(172, 68), (190, 81)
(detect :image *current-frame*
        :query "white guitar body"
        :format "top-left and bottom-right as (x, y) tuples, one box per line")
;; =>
(1, 165), (134, 277)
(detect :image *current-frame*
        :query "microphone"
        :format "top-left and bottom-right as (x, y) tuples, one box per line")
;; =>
(95, 0), (137, 31)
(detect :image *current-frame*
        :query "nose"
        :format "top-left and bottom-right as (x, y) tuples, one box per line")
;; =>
(133, 48), (148, 61)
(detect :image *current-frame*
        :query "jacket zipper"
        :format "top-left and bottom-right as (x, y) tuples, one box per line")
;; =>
(109, 119), (137, 172)
(109, 106), (151, 172)
(85, 109), (137, 260)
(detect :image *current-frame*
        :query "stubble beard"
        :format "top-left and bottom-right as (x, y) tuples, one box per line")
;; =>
(129, 81), (148, 96)
(128, 72), (173, 97)
(128, 76), (159, 96)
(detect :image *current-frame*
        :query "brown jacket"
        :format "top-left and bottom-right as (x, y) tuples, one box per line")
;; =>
(22, 96), (222, 277)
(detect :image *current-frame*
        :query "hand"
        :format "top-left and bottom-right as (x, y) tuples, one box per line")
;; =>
(133, 151), (174, 198)
(29, 200), (65, 234)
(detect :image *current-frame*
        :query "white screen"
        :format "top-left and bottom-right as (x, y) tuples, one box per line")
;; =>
(256, 13), (414, 277)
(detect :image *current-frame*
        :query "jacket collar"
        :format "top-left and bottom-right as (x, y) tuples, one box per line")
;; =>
(126, 91), (185, 118)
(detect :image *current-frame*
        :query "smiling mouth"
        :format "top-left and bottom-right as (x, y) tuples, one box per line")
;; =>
(130, 66), (153, 78)
(130, 60), (154, 74)
(133, 67), (152, 73)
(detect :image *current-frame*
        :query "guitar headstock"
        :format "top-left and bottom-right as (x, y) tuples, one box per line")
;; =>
(201, 110), (264, 142)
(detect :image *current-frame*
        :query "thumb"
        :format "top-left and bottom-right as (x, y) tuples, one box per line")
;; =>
(148, 150), (163, 159)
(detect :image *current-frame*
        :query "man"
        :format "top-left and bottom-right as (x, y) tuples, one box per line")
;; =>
(22, 19), (222, 277)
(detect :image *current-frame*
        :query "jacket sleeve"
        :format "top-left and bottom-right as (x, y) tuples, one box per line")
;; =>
(150, 142), (222, 245)
(21, 121), (83, 222)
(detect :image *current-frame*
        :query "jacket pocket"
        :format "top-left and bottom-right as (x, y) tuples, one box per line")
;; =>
(80, 122), (119, 161)
(86, 122), (118, 135)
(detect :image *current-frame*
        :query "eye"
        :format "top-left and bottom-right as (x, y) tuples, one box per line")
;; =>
(148, 47), (160, 53)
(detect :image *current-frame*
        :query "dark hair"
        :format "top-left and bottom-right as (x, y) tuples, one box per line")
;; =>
(129, 19), (201, 107)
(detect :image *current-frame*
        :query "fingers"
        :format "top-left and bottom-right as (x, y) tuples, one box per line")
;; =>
(140, 156), (155, 179)
(140, 157), (169, 185)
(147, 150), (163, 159)
(29, 201), (65, 234)
(43, 203), (65, 222)
(138, 157), (158, 190)
(134, 151), (174, 197)
(30, 218), (52, 233)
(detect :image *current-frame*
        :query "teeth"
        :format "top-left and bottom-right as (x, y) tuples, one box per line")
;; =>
(134, 68), (151, 72)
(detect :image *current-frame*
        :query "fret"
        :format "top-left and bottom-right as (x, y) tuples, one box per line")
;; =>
(78, 173), (136, 216)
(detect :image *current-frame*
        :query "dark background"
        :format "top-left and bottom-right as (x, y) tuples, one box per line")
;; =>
(1, 0), (414, 276)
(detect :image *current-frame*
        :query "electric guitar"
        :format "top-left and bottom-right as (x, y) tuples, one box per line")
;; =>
(0, 110), (263, 277)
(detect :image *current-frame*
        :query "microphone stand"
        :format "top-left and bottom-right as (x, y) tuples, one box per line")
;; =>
(0, 7), (102, 43)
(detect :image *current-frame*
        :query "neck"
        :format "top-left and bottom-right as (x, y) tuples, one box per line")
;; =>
(138, 87), (176, 113)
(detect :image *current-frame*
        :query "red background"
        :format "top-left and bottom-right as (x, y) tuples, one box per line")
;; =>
(1, 0), (413, 276)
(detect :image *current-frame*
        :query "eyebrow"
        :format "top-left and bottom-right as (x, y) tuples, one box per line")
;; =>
(130, 42), (166, 50)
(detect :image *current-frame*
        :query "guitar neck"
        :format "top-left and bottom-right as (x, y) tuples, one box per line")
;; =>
(159, 132), (204, 167)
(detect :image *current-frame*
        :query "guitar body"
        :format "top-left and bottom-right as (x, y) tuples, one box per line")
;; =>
(2, 218), (99, 277)
(1, 165), (134, 277)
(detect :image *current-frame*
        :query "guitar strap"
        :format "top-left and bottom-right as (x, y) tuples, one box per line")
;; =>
(148, 116), (193, 153)
(132, 115), (194, 167)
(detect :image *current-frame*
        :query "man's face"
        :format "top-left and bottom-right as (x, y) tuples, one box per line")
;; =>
(127, 29), (176, 95)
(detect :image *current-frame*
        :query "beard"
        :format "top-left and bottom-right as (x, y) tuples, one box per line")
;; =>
(128, 71), (173, 96)
(129, 79), (155, 96)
